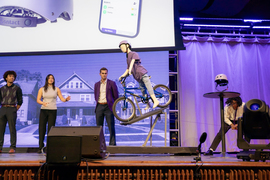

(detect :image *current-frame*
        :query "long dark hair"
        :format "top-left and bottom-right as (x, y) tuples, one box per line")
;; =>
(225, 96), (242, 107)
(44, 74), (55, 92)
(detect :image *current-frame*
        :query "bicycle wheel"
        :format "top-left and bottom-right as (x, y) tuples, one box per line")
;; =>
(153, 84), (172, 108)
(112, 97), (136, 122)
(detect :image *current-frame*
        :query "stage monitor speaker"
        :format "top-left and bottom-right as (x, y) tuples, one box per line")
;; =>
(48, 126), (107, 159)
(46, 136), (82, 164)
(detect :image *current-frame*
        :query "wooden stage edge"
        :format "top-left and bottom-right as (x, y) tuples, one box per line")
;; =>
(0, 148), (270, 180)
(1, 146), (198, 154)
(0, 146), (270, 167)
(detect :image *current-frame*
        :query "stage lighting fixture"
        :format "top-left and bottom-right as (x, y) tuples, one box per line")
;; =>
(237, 99), (270, 161)
(243, 99), (270, 139)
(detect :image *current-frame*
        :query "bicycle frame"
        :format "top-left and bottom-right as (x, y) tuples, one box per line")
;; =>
(119, 77), (165, 114)
(113, 77), (172, 121)
(123, 84), (144, 99)
(121, 76), (165, 100)
(119, 78), (146, 116)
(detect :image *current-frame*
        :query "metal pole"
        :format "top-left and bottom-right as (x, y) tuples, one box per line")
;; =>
(143, 114), (160, 147)
(177, 50), (181, 146)
(165, 111), (167, 147)
(219, 93), (226, 155)
(150, 116), (152, 146)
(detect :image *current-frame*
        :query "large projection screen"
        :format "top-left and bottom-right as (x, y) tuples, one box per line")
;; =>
(0, 0), (184, 55)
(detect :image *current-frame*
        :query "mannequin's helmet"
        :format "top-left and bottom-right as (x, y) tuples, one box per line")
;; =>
(119, 40), (131, 49)
(215, 74), (228, 86)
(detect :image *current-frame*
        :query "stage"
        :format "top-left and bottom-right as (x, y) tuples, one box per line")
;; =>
(0, 147), (270, 180)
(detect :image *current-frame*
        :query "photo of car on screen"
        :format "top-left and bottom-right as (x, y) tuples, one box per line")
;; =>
(0, 0), (73, 27)
(99, 0), (141, 38)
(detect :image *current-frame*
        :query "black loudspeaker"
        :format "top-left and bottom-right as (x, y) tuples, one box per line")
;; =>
(46, 136), (82, 164)
(48, 126), (107, 159)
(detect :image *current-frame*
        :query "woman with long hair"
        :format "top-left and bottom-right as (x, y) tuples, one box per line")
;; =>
(36, 74), (71, 153)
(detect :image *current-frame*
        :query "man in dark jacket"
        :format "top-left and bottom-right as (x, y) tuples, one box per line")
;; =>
(94, 67), (119, 145)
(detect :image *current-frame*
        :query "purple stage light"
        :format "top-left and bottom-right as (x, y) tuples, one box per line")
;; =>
(253, 26), (270, 29)
(244, 19), (263, 23)
(179, 17), (193, 21)
(183, 24), (250, 28)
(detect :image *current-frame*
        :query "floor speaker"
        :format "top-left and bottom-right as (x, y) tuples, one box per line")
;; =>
(48, 126), (107, 158)
(46, 136), (82, 164)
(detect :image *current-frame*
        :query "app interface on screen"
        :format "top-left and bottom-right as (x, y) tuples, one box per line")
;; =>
(99, 0), (141, 37)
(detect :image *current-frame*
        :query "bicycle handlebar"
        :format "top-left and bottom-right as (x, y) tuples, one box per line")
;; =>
(119, 76), (128, 84)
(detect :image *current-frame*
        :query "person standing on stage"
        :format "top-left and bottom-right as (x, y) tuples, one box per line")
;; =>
(0, 70), (23, 153)
(204, 96), (246, 155)
(94, 67), (119, 146)
(118, 40), (159, 110)
(37, 74), (70, 153)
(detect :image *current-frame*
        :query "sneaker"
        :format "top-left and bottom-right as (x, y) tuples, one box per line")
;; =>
(9, 149), (15, 154)
(204, 149), (213, 156)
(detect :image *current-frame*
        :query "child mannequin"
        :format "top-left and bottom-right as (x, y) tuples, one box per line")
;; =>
(118, 40), (159, 109)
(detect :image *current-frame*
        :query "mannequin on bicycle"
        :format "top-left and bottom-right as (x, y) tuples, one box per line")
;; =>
(118, 40), (159, 110)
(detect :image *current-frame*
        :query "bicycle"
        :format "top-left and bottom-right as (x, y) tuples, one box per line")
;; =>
(112, 76), (172, 122)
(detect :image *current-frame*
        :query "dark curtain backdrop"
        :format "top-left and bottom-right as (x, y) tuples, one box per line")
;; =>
(179, 36), (270, 152)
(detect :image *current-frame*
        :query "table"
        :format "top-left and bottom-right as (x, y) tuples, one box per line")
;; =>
(203, 91), (240, 155)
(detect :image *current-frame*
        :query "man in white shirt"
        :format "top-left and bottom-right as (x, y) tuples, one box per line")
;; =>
(204, 96), (247, 155)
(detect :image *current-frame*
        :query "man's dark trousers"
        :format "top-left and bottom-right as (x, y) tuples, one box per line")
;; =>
(96, 104), (116, 145)
(210, 122), (250, 151)
(0, 107), (17, 150)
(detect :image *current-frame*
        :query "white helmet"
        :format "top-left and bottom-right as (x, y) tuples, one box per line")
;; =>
(0, 0), (73, 27)
(215, 74), (228, 86)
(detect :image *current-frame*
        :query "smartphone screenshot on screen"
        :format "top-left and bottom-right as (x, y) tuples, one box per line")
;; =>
(99, 0), (141, 38)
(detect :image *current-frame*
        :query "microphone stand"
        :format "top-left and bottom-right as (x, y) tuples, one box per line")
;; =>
(193, 132), (207, 180)
(194, 145), (202, 162)
(193, 137), (206, 180)
(193, 144), (203, 179)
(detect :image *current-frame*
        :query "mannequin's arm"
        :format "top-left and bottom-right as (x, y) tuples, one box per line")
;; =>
(119, 69), (129, 80)
(128, 59), (135, 75)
